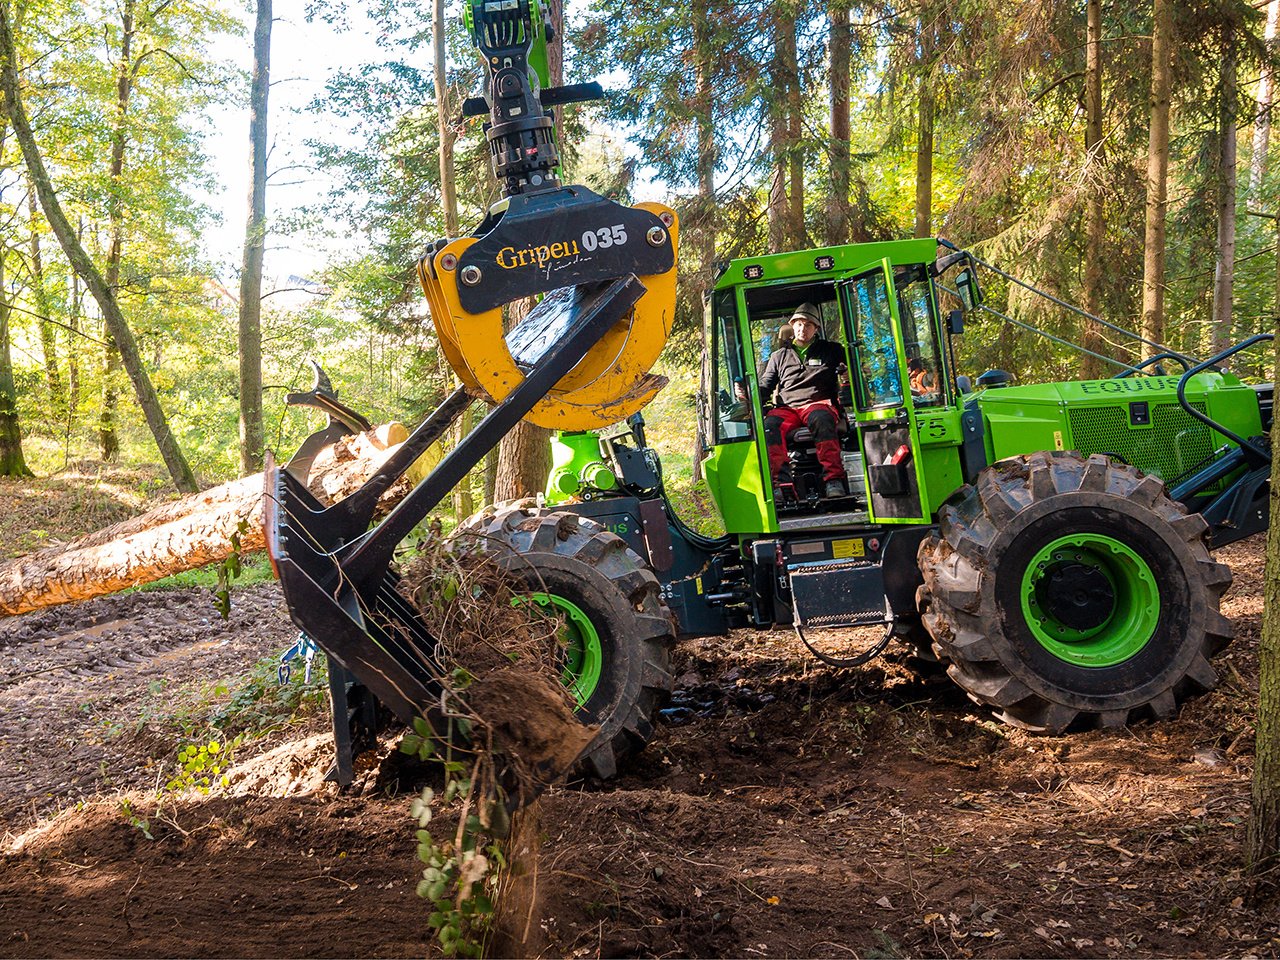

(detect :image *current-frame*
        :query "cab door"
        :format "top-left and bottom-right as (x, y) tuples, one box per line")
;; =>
(837, 259), (929, 524)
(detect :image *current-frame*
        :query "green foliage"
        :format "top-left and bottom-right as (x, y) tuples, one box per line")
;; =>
(164, 735), (243, 795)
(214, 519), (251, 619)
(206, 655), (330, 738)
(401, 718), (506, 958)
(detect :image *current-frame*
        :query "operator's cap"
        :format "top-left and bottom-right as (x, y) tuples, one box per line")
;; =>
(789, 302), (821, 326)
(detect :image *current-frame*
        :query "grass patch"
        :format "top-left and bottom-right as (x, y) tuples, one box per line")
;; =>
(129, 553), (276, 594)
(136, 653), (329, 742)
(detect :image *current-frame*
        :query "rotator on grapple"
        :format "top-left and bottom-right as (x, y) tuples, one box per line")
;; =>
(266, 0), (1273, 791)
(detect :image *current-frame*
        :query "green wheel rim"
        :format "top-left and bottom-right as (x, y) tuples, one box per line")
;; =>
(518, 592), (603, 708)
(1019, 533), (1160, 667)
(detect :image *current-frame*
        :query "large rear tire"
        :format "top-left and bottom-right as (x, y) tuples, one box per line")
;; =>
(456, 504), (675, 777)
(917, 452), (1234, 732)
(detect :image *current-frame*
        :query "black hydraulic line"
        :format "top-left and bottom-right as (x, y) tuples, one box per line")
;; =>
(795, 622), (893, 669)
(644, 445), (734, 552)
(1113, 352), (1192, 378)
(937, 238), (1197, 366)
(1175, 333), (1274, 465)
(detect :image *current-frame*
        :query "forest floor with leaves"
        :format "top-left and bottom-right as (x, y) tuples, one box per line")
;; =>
(0, 467), (1278, 958)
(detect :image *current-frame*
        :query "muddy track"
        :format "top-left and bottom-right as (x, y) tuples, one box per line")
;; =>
(0, 584), (296, 827)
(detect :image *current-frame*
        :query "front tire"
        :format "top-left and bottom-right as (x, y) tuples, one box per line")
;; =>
(917, 452), (1234, 732)
(456, 505), (675, 777)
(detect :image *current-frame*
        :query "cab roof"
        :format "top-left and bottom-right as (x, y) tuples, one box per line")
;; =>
(715, 237), (938, 290)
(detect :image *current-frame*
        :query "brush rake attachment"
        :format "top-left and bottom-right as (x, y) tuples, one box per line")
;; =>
(265, 277), (647, 786)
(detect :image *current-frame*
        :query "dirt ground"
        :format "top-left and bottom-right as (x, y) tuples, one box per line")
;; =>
(1, 472), (1278, 958)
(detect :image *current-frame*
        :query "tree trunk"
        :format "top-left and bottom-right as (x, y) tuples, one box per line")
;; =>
(0, 220), (32, 479)
(238, 0), (271, 476)
(826, 0), (851, 247)
(64, 221), (81, 468)
(766, 8), (788, 253)
(432, 0), (459, 237)
(1140, 0), (1174, 357)
(495, 298), (550, 501)
(0, 0), (198, 492)
(545, 0), (564, 148)
(451, 406), (474, 522)
(913, 16), (934, 240)
(0, 423), (416, 617)
(1251, 0), (1280, 195)
(26, 183), (59, 401)
(784, 7), (803, 248)
(1081, 0), (1106, 379)
(1212, 22), (1237, 359)
(99, 0), (138, 463)
(1247, 333), (1280, 889)
(494, 412), (551, 501)
(692, 0), (717, 283)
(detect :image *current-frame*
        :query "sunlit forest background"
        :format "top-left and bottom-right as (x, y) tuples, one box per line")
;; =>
(1, 0), (1277, 513)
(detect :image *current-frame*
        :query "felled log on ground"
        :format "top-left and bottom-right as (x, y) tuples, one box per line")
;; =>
(0, 424), (432, 617)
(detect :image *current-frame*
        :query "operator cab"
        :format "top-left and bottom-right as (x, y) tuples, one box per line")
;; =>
(703, 238), (971, 535)
(735, 282), (863, 510)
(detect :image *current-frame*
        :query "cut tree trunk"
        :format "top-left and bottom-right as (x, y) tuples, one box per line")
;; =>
(0, 423), (421, 617)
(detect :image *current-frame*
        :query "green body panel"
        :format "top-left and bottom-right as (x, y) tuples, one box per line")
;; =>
(975, 373), (1263, 486)
(915, 407), (966, 517)
(545, 431), (616, 505)
(704, 438), (770, 533)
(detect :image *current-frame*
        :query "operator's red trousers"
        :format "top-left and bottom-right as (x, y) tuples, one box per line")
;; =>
(763, 400), (846, 483)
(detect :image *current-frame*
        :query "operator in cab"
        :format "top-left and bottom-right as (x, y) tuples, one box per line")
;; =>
(758, 303), (848, 499)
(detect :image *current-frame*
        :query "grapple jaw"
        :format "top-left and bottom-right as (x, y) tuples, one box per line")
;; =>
(419, 194), (678, 432)
(264, 461), (445, 726)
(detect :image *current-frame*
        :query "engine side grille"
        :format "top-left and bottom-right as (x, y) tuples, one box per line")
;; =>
(1067, 401), (1220, 487)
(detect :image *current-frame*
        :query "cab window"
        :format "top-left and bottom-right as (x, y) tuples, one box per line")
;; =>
(711, 289), (752, 443)
(844, 269), (903, 410)
(895, 265), (946, 408)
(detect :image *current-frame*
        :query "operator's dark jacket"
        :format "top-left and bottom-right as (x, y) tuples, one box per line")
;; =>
(759, 339), (846, 408)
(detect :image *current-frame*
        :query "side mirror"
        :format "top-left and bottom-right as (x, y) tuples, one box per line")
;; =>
(947, 309), (964, 335)
(956, 268), (983, 311)
(956, 374), (973, 394)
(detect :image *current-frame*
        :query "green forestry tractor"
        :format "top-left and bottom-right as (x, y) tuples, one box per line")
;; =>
(264, 0), (1273, 788)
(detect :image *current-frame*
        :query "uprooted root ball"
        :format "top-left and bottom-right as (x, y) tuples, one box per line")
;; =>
(398, 540), (597, 794)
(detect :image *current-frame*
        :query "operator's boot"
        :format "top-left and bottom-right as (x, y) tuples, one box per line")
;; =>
(825, 479), (846, 499)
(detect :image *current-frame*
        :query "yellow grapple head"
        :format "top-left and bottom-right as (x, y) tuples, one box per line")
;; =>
(419, 192), (678, 431)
